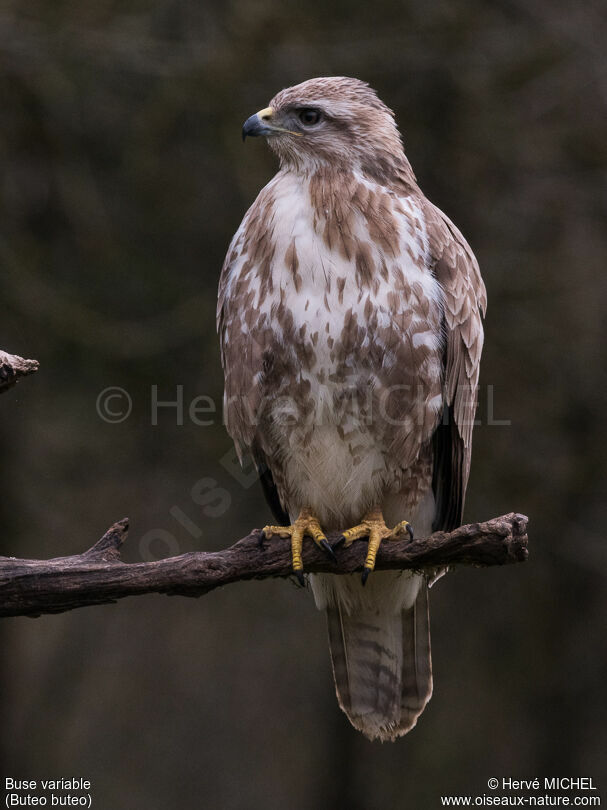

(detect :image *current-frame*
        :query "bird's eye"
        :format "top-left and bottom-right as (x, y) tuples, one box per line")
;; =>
(298, 108), (322, 126)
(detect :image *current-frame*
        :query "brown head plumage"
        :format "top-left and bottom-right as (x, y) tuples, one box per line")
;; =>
(242, 76), (416, 187)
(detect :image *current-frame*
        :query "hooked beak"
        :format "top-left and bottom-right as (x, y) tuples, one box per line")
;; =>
(242, 107), (274, 141)
(242, 106), (302, 141)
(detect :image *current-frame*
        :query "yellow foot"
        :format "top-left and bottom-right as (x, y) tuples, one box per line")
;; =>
(341, 508), (414, 585)
(263, 508), (335, 586)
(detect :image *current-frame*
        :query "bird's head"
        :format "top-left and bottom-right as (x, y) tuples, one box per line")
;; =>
(242, 76), (415, 185)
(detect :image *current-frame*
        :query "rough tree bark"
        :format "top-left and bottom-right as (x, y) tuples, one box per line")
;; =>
(0, 514), (528, 618)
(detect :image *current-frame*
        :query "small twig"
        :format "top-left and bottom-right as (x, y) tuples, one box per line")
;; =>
(0, 349), (39, 394)
(0, 513), (528, 618)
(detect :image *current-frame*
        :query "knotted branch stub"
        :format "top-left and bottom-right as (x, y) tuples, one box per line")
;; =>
(0, 349), (39, 394)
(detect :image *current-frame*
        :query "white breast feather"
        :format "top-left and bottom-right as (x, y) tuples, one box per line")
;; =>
(228, 170), (442, 528)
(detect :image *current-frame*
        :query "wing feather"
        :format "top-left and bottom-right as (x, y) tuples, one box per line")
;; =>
(217, 216), (265, 458)
(424, 201), (486, 531)
(217, 193), (289, 523)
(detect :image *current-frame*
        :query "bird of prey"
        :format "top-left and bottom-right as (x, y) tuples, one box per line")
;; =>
(217, 77), (486, 741)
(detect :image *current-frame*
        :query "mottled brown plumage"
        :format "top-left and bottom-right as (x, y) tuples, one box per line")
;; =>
(217, 77), (486, 740)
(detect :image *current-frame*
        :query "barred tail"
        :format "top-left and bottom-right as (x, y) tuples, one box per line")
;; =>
(325, 579), (433, 741)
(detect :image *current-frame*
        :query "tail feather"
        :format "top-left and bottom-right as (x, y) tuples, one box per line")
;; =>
(398, 579), (433, 735)
(325, 580), (433, 741)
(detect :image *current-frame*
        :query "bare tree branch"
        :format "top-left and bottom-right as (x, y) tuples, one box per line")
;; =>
(0, 349), (39, 394)
(0, 513), (528, 618)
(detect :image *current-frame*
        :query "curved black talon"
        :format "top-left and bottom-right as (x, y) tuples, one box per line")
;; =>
(295, 571), (305, 587)
(361, 566), (371, 586)
(320, 538), (337, 561)
(406, 524), (414, 542)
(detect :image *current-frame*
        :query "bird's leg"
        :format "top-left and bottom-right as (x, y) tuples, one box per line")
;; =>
(341, 507), (414, 585)
(263, 507), (335, 585)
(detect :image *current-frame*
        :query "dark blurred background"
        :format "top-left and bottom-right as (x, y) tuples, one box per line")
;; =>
(2, 0), (606, 807)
